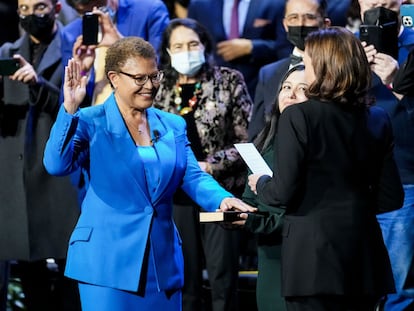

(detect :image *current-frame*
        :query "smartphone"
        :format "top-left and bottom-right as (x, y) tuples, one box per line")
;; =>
(0, 58), (20, 75)
(359, 23), (399, 60)
(401, 4), (414, 28)
(82, 12), (99, 45)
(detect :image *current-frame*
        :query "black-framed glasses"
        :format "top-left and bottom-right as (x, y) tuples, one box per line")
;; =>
(119, 71), (164, 86)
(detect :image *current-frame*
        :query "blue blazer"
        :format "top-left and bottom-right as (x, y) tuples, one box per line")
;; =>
(43, 94), (232, 292)
(60, 0), (170, 103)
(188, 0), (292, 97)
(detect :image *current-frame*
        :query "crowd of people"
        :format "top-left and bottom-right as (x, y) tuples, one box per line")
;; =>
(1, 0), (414, 310)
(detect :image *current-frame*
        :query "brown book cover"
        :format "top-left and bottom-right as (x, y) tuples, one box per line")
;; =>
(199, 211), (268, 223)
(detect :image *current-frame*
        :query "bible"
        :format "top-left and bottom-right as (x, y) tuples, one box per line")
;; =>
(199, 211), (268, 223)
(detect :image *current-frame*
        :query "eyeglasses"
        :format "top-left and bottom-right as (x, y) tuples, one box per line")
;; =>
(285, 13), (321, 25)
(18, 3), (51, 18)
(119, 71), (164, 86)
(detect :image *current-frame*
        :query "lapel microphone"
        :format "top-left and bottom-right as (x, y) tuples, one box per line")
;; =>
(152, 130), (160, 143)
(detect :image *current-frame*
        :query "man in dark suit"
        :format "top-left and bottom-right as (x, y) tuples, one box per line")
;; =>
(188, 0), (292, 99)
(248, 0), (330, 140)
(0, 0), (81, 310)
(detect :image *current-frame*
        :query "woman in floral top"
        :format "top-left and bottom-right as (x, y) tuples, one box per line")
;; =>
(154, 18), (252, 311)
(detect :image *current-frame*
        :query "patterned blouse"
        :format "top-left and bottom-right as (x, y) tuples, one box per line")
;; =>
(154, 66), (253, 194)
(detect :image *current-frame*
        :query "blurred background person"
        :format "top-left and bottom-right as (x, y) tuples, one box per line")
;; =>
(325, 0), (352, 26)
(358, 0), (414, 309)
(241, 64), (308, 311)
(392, 48), (414, 95)
(248, 0), (330, 141)
(187, 0), (292, 99)
(0, 0), (81, 310)
(62, 0), (170, 106)
(249, 26), (404, 311)
(43, 37), (254, 311)
(162, 0), (190, 18)
(58, 0), (78, 25)
(0, 1), (19, 45)
(154, 18), (252, 311)
(0, 1), (20, 309)
(346, 0), (362, 33)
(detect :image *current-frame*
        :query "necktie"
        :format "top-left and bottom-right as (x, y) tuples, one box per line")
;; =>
(290, 54), (303, 66)
(229, 0), (240, 39)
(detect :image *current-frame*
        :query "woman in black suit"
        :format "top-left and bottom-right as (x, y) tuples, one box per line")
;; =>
(247, 27), (404, 310)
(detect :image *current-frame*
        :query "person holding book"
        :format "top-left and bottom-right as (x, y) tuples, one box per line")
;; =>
(239, 64), (308, 311)
(153, 18), (252, 311)
(247, 27), (404, 310)
(43, 37), (255, 311)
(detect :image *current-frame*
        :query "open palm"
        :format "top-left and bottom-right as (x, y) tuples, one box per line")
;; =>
(63, 59), (87, 114)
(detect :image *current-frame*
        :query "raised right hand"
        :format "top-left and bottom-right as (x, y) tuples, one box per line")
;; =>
(63, 59), (87, 114)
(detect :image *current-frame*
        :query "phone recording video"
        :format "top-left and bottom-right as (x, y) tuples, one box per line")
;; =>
(82, 12), (99, 45)
(0, 58), (20, 76)
(359, 7), (399, 60)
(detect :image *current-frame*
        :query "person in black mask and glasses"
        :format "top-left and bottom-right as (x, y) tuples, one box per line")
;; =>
(248, 0), (330, 141)
(0, 1), (81, 310)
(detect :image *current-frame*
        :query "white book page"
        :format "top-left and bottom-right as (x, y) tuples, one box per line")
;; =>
(234, 143), (273, 177)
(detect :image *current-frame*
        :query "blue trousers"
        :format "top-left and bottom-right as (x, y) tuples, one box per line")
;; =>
(78, 245), (182, 311)
(377, 184), (414, 310)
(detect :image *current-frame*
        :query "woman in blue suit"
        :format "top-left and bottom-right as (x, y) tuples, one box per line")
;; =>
(43, 37), (254, 311)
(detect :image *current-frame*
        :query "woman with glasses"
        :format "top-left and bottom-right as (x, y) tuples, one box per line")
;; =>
(43, 37), (255, 311)
(153, 18), (252, 311)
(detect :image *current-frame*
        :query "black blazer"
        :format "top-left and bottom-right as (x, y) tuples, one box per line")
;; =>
(393, 49), (414, 95)
(257, 99), (404, 297)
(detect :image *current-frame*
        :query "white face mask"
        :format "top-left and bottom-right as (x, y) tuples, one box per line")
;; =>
(169, 50), (206, 76)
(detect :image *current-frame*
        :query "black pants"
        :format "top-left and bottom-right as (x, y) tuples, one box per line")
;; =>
(14, 259), (81, 311)
(173, 203), (240, 311)
(285, 294), (384, 311)
(0, 261), (8, 311)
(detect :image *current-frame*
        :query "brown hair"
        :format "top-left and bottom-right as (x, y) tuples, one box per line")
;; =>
(304, 26), (372, 107)
(105, 37), (157, 76)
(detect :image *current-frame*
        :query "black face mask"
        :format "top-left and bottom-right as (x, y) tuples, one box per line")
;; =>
(19, 11), (55, 42)
(287, 26), (319, 51)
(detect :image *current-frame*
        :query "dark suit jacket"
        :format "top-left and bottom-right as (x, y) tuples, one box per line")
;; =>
(188, 0), (292, 97)
(0, 26), (79, 261)
(393, 49), (414, 95)
(257, 100), (404, 296)
(247, 57), (290, 140)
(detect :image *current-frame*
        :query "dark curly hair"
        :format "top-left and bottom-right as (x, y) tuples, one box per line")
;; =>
(104, 37), (157, 75)
(158, 18), (215, 89)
